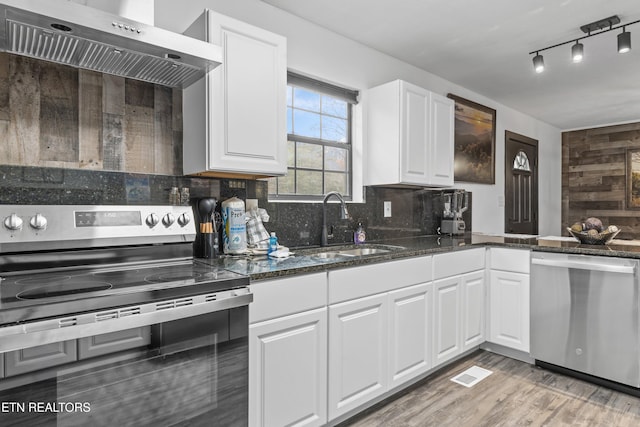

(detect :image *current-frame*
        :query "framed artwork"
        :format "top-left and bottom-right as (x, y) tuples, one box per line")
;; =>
(626, 149), (640, 208)
(447, 94), (496, 184)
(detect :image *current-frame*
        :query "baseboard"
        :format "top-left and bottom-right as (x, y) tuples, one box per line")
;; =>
(479, 342), (534, 364)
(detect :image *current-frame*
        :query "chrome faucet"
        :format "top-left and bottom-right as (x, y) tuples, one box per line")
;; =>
(321, 191), (350, 247)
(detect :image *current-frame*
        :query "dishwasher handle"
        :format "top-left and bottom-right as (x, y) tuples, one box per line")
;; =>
(531, 257), (636, 274)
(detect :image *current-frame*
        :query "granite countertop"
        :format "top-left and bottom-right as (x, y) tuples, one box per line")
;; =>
(197, 233), (640, 281)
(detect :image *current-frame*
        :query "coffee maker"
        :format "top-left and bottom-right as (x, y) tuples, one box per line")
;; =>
(440, 190), (468, 235)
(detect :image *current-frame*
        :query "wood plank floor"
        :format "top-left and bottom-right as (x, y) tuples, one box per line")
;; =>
(343, 351), (640, 427)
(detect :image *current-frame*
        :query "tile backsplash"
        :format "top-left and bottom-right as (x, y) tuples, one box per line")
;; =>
(0, 165), (471, 248)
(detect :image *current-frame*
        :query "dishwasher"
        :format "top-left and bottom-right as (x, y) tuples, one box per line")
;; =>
(530, 252), (640, 390)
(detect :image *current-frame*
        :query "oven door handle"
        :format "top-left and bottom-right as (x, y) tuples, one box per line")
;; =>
(0, 290), (252, 353)
(531, 258), (636, 274)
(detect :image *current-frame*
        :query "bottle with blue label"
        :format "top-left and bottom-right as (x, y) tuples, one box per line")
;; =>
(354, 222), (366, 245)
(268, 232), (278, 255)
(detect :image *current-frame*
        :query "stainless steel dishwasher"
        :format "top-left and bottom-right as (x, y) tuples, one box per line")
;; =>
(531, 252), (640, 389)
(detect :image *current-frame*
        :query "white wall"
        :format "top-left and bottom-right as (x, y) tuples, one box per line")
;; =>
(155, 0), (562, 236)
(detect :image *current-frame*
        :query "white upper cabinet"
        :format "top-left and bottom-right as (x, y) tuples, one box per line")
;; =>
(365, 80), (454, 187)
(183, 10), (287, 177)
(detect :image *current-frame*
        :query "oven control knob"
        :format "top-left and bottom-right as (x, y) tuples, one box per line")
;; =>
(4, 213), (23, 231)
(177, 213), (191, 227)
(162, 213), (175, 227)
(146, 213), (160, 228)
(29, 213), (47, 230)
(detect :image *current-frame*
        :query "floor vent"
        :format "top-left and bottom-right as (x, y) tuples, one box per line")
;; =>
(450, 366), (493, 388)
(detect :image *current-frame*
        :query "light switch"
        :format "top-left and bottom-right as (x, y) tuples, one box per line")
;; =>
(498, 195), (505, 207)
(384, 201), (392, 217)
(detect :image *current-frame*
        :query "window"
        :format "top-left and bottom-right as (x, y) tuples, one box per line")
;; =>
(512, 150), (531, 172)
(268, 72), (358, 201)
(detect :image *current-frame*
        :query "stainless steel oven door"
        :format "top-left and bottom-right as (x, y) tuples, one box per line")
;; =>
(0, 291), (251, 426)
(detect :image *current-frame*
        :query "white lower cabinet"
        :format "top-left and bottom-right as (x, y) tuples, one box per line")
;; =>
(462, 271), (485, 352)
(433, 277), (461, 366)
(250, 308), (327, 427)
(487, 248), (530, 352)
(432, 248), (486, 367)
(387, 283), (432, 389)
(249, 273), (328, 427)
(328, 293), (388, 420)
(489, 270), (530, 352)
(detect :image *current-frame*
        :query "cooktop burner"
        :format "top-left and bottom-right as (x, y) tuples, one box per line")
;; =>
(144, 270), (203, 283)
(17, 282), (113, 300)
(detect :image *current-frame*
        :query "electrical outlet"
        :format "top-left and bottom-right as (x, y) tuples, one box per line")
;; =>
(384, 201), (392, 218)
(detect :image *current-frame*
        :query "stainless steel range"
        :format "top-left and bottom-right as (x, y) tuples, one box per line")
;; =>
(0, 205), (251, 426)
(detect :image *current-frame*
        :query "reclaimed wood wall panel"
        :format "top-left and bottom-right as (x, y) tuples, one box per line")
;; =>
(78, 70), (103, 169)
(563, 122), (640, 239)
(39, 61), (79, 166)
(0, 52), (182, 175)
(8, 56), (40, 166)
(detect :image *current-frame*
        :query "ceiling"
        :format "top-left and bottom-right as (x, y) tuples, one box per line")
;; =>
(263, 0), (640, 130)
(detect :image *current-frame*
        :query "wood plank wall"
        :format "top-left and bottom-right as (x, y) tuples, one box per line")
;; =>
(562, 122), (640, 239)
(0, 53), (182, 175)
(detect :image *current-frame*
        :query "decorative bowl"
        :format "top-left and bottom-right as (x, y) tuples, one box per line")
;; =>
(566, 227), (620, 245)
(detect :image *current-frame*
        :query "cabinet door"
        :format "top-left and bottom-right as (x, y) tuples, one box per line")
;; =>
(489, 270), (530, 352)
(4, 341), (77, 377)
(78, 327), (151, 360)
(400, 82), (430, 184)
(328, 294), (388, 420)
(184, 11), (287, 176)
(462, 271), (485, 352)
(428, 93), (454, 186)
(387, 282), (432, 389)
(250, 308), (327, 427)
(433, 277), (461, 367)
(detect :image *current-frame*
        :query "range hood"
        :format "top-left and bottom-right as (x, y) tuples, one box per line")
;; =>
(0, 0), (222, 88)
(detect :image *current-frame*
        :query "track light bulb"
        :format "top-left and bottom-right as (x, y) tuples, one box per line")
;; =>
(572, 42), (584, 63)
(533, 53), (544, 73)
(618, 29), (631, 53)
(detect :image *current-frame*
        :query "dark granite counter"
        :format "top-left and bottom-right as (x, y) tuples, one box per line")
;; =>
(197, 233), (640, 282)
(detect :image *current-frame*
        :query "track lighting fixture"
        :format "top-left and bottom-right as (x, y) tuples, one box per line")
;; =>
(618, 27), (631, 53)
(571, 41), (584, 63)
(530, 15), (638, 73)
(533, 52), (544, 73)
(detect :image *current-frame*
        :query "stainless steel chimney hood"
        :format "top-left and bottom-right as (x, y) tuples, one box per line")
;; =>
(0, 0), (222, 88)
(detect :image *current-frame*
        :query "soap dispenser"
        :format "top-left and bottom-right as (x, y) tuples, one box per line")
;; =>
(354, 222), (366, 245)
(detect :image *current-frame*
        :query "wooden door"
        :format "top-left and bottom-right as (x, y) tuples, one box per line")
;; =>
(505, 131), (538, 234)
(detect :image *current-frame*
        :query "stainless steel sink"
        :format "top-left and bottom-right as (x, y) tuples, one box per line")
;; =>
(309, 244), (404, 260)
(311, 252), (352, 260)
(334, 247), (390, 256)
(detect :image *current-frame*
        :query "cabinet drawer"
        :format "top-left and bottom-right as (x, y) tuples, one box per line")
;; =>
(78, 327), (151, 360)
(250, 273), (327, 323)
(433, 248), (485, 280)
(5, 341), (77, 377)
(489, 248), (530, 273)
(329, 256), (432, 304)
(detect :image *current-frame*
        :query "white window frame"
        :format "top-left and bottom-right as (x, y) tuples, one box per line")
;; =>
(267, 72), (363, 203)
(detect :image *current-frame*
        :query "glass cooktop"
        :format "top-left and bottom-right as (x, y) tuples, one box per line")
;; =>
(0, 260), (249, 325)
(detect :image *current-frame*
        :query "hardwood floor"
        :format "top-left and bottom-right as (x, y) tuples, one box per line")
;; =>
(343, 350), (640, 427)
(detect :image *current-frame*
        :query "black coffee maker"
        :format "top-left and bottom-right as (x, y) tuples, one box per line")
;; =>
(193, 197), (219, 259)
